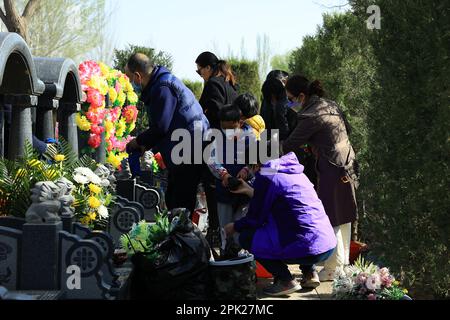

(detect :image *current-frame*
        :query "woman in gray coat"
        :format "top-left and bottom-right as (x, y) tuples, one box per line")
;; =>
(282, 75), (359, 281)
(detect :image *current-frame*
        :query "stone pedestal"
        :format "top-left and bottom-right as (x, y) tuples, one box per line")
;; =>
(58, 102), (79, 157)
(20, 222), (62, 290)
(116, 179), (136, 202)
(36, 97), (58, 141)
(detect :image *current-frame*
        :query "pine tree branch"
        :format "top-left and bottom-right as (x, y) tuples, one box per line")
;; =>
(22, 0), (41, 20)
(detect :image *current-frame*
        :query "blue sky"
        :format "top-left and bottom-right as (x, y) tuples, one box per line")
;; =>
(112, 0), (349, 80)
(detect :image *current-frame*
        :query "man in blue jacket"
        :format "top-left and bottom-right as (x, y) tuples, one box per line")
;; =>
(125, 53), (210, 214)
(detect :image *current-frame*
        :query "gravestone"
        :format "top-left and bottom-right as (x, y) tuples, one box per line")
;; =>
(135, 184), (161, 222)
(0, 217), (26, 231)
(72, 223), (120, 295)
(0, 227), (22, 290)
(108, 202), (143, 249)
(58, 231), (112, 300)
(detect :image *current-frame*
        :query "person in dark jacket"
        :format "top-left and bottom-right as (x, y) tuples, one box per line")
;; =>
(125, 53), (210, 215)
(195, 52), (238, 244)
(225, 151), (336, 297)
(260, 70), (292, 140)
(283, 75), (359, 282)
(196, 52), (238, 129)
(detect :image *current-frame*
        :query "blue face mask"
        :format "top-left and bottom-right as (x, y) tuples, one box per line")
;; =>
(132, 81), (142, 95)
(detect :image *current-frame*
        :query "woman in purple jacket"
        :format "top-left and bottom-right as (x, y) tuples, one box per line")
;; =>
(225, 152), (336, 297)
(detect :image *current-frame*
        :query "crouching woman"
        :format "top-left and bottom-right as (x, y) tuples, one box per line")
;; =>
(224, 152), (336, 297)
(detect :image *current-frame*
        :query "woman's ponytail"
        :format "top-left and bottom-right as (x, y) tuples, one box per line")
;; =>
(216, 60), (237, 87)
(308, 80), (325, 97)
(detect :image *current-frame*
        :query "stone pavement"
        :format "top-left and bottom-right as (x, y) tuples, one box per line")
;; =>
(257, 266), (334, 300)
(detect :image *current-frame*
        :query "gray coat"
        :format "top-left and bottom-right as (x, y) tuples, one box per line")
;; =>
(283, 95), (358, 226)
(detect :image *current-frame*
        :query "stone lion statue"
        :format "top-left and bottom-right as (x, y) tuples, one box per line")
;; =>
(26, 178), (76, 223)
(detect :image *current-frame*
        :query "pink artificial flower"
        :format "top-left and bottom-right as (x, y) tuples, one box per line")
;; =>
(88, 134), (102, 149)
(90, 124), (105, 135)
(79, 60), (101, 83)
(381, 275), (394, 288)
(366, 274), (382, 291)
(115, 82), (122, 93)
(367, 294), (377, 300)
(122, 105), (138, 123)
(356, 272), (369, 285)
(109, 107), (121, 123)
(380, 268), (390, 276)
(86, 88), (104, 108)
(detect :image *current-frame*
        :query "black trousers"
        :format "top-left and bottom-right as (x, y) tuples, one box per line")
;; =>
(165, 164), (203, 215)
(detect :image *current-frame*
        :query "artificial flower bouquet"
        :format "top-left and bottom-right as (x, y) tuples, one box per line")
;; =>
(77, 60), (139, 169)
(333, 257), (411, 300)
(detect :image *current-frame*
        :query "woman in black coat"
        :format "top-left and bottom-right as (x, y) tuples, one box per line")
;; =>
(196, 52), (238, 129)
(195, 52), (238, 246)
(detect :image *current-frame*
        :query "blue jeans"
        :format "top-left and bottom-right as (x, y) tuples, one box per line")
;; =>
(239, 229), (335, 281)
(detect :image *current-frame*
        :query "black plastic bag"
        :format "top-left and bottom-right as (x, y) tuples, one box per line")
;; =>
(128, 209), (211, 300)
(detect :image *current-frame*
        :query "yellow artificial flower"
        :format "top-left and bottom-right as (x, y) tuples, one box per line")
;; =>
(54, 154), (65, 162)
(117, 91), (126, 107)
(403, 289), (408, 294)
(107, 153), (121, 169)
(108, 87), (118, 104)
(88, 196), (101, 209)
(116, 118), (127, 137)
(125, 80), (134, 93)
(88, 212), (97, 221)
(118, 152), (128, 161)
(87, 75), (109, 95)
(99, 62), (110, 77)
(118, 75), (128, 89)
(89, 183), (102, 195)
(75, 113), (91, 131)
(80, 216), (91, 225)
(127, 92), (139, 104)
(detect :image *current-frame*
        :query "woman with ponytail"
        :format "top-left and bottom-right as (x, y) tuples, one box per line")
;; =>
(283, 75), (359, 285)
(195, 52), (238, 129)
(195, 52), (238, 246)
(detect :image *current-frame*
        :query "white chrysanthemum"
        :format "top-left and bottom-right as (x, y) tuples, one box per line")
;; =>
(366, 274), (382, 291)
(73, 173), (89, 185)
(98, 205), (109, 219)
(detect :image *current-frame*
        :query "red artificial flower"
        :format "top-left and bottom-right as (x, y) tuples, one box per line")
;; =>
(90, 124), (105, 135)
(122, 105), (138, 123)
(88, 134), (102, 149)
(86, 88), (104, 108)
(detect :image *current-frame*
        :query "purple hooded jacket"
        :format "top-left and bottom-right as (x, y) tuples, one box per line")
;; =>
(234, 152), (336, 260)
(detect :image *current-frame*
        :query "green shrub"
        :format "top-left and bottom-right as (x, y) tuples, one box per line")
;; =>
(229, 59), (262, 103)
(113, 44), (173, 72)
(183, 79), (203, 100)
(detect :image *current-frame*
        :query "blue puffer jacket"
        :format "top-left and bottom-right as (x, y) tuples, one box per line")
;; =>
(136, 66), (210, 168)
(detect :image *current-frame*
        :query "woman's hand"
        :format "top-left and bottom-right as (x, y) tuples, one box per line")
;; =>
(224, 223), (235, 236)
(229, 179), (254, 198)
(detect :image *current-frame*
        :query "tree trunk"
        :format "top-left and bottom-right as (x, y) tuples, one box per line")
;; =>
(0, 0), (41, 42)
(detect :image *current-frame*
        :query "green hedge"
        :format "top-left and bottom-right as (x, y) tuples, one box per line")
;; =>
(183, 79), (203, 101)
(289, 3), (450, 299)
(113, 44), (173, 72)
(229, 59), (262, 103)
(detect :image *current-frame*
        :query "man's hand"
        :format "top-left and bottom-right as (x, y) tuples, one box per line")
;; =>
(126, 138), (146, 155)
(221, 173), (232, 188)
(224, 223), (235, 236)
(237, 167), (249, 180)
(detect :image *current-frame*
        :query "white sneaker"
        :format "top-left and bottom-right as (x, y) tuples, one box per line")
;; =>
(318, 269), (335, 282)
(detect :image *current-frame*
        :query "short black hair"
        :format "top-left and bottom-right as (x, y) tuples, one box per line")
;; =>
(233, 93), (259, 118)
(218, 104), (241, 122)
(126, 53), (154, 74)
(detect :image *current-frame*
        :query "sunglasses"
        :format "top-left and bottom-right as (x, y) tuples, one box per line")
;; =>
(196, 67), (204, 76)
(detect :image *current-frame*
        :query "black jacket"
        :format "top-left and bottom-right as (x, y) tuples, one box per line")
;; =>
(199, 76), (238, 129)
(260, 98), (293, 140)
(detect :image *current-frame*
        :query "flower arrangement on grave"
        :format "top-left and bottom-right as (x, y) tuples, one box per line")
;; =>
(77, 60), (139, 169)
(119, 214), (171, 263)
(0, 140), (114, 228)
(333, 256), (410, 300)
